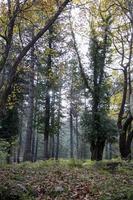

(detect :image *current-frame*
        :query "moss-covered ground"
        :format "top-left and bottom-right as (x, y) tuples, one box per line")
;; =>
(0, 159), (133, 200)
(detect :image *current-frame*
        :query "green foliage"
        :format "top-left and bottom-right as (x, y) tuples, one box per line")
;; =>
(100, 184), (133, 200)
(67, 159), (83, 168)
(81, 110), (118, 142)
(0, 140), (9, 163)
(0, 182), (35, 200)
(0, 107), (19, 142)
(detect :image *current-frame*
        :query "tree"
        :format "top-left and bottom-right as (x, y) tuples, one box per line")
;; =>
(0, 0), (71, 116)
(23, 33), (35, 162)
(0, 106), (19, 163)
(70, 2), (115, 160)
(110, 0), (133, 160)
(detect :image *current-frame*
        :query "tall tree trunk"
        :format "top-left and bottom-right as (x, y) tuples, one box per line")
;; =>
(17, 128), (22, 163)
(31, 130), (36, 162)
(55, 87), (61, 160)
(70, 104), (74, 159)
(55, 131), (60, 160)
(23, 34), (35, 162)
(17, 111), (23, 163)
(118, 68), (133, 160)
(44, 27), (53, 160)
(109, 143), (112, 160)
(6, 141), (12, 164)
(51, 135), (55, 158)
(50, 90), (55, 158)
(44, 91), (50, 160)
(75, 114), (79, 159)
(34, 134), (38, 162)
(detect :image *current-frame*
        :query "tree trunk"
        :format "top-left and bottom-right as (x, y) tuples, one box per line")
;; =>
(44, 92), (50, 160)
(55, 131), (60, 160)
(90, 139), (105, 161)
(50, 90), (55, 158)
(51, 135), (55, 158)
(34, 132), (39, 162)
(75, 114), (79, 159)
(6, 142), (12, 164)
(44, 27), (53, 160)
(31, 130), (36, 162)
(17, 131), (22, 163)
(23, 36), (35, 162)
(55, 87), (61, 160)
(17, 112), (23, 163)
(70, 105), (74, 159)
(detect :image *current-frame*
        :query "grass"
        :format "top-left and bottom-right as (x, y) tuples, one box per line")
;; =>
(0, 159), (132, 200)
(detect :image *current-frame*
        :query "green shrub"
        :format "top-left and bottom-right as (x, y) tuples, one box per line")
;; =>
(0, 182), (35, 200)
(67, 159), (83, 168)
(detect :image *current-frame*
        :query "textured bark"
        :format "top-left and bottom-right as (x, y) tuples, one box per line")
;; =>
(55, 87), (61, 160)
(117, 68), (133, 160)
(119, 115), (133, 160)
(90, 139), (105, 161)
(55, 131), (60, 160)
(51, 135), (55, 158)
(17, 126), (22, 163)
(75, 115), (79, 159)
(16, 111), (23, 163)
(6, 142), (12, 164)
(44, 27), (53, 160)
(50, 91), (55, 158)
(23, 36), (35, 162)
(34, 133), (38, 162)
(70, 104), (74, 159)
(44, 91), (50, 160)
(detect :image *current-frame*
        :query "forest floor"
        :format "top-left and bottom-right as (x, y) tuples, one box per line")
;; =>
(0, 159), (133, 200)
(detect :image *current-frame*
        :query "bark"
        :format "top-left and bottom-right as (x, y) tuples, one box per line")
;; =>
(34, 133), (38, 162)
(16, 110), (23, 163)
(55, 131), (60, 160)
(44, 91), (50, 160)
(49, 135), (55, 158)
(33, 68), (39, 162)
(70, 104), (74, 159)
(31, 130), (36, 162)
(75, 115), (79, 159)
(117, 68), (133, 160)
(51, 135), (55, 158)
(6, 142), (12, 164)
(55, 87), (61, 160)
(117, 69), (128, 130)
(44, 27), (53, 160)
(23, 37), (35, 162)
(17, 125), (22, 163)
(119, 114), (133, 160)
(50, 91), (55, 158)
(90, 139), (106, 161)
(109, 143), (112, 160)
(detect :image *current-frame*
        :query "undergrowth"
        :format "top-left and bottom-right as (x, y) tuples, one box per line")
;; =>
(0, 159), (132, 200)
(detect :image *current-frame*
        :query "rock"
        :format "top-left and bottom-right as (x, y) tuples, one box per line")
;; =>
(55, 186), (64, 192)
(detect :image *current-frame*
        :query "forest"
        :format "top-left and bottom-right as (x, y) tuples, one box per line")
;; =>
(0, 0), (133, 200)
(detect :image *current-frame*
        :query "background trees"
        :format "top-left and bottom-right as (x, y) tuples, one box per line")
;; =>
(0, 0), (132, 163)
